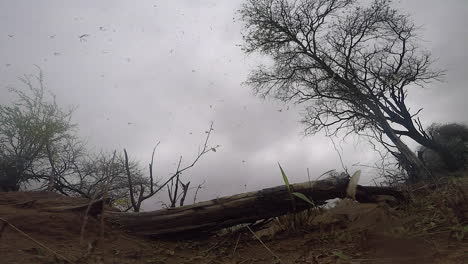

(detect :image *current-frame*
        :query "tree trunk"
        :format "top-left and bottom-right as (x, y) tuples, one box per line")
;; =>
(105, 177), (404, 236)
(373, 108), (431, 182)
(407, 131), (461, 172)
(391, 132), (430, 182)
(47, 168), (55, 192)
(46, 144), (56, 192)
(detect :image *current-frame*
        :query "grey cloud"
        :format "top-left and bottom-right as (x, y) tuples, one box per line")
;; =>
(1, 0), (467, 208)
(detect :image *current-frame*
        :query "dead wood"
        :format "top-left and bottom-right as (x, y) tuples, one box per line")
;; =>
(42, 198), (109, 216)
(106, 177), (405, 236)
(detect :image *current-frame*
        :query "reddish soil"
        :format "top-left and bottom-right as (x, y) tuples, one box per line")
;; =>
(0, 190), (467, 264)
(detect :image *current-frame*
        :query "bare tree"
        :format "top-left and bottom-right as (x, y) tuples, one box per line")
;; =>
(239, 0), (444, 182)
(124, 122), (218, 212)
(49, 149), (145, 206)
(43, 137), (86, 195)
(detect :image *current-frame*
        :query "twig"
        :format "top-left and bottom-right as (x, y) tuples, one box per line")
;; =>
(316, 169), (336, 181)
(154, 122), (217, 196)
(204, 236), (231, 255)
(148, 141), (161, 195)
(0, 217), (73, 263)
(193, 180), (206, 204)
(80, 151), (116, 245)
(178, 180), (190, 206)
(124, 148), (138, 211)
(232, 233), (241, 256)
(328, 131), (348, 174)
(353, 256), (431, 261)
(80, 192), (98, 245)
(203, 241), (221, 254)
(168, 156), (183, 208)
(246, 225), (280, 261)
(0, 221), (7, 238)
(99, 150), (116, 246)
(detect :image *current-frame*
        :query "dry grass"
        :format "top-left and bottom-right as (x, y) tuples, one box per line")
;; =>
(253, 171), (468, 244)
(273, 208), (322, 232)
(390, 173), (468, 240)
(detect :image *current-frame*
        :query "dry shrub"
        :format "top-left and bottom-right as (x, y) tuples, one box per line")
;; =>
(246, 209), (322, 241)
(273, 208), (322, 232)
(398, 174), (468, 239)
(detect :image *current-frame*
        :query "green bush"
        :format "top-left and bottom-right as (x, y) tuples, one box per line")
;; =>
(419, 123), (468, 172)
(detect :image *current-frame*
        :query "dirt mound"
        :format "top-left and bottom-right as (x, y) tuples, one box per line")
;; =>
(307, 201), (442, 263)
(311, 200), (398, 232)
(0, 191), (161, 264)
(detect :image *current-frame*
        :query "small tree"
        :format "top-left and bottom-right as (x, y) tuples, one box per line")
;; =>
(0, 68), (76, 191)
(51, 150), (145, 202)
(239, 0), (444, 181)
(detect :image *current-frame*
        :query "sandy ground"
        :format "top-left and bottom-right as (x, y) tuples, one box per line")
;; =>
(0, 188), (467, 264)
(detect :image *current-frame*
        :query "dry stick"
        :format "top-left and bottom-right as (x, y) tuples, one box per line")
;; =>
(203, 236), (231, 255)
(178, 181), (190, 206)
(172, 157), (182, 207)
(246, 225), (280, 261)
(193, 180), (205, 204)
(232, 233), (241, 256)
(168, 156), (183, 208)
(147, 142), (160, 195)
(328, 132), (348, 174)
(99, 151), (116, 246)
(99, 197), (106, 246)
(124, 149), (138, 211)
(315, 169), (337, 182)
(46, 144), (57, 192)
(203, 240), (221, 254)
(0, 221), (7, 238)
(0, 217), (73, 263)
(79, 189), (100, 245)
(152, 122), (216, 197)
(80, 151), (116, 245)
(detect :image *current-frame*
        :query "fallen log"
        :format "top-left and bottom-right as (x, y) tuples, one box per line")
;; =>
(42, 198), (108, 216)
(106, 177), (404, 236)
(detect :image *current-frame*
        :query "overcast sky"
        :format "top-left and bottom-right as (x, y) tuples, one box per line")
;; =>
(1, 0), (467, 208)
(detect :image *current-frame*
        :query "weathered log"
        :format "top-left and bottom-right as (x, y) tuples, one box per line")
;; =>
(42, 198), (108, 216)
(106, 177), (404, 236)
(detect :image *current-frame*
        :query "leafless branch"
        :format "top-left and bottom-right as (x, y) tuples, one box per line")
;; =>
(123, 122), (217, 211)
